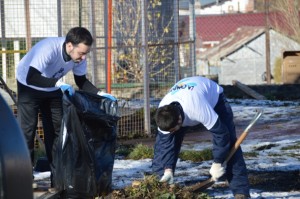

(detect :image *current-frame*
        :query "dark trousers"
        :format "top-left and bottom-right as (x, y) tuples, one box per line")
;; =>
(17, 81), (62, 170)
(214, 93), (249, 196)
(152, 93), (250, 196)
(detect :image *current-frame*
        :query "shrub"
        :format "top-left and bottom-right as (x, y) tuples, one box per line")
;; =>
(127, 143), (154, 160)
(179, 149), (213, 162)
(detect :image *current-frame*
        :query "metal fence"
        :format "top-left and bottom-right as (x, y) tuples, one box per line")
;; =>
(0, 0), (195, 139)
(0, 0), (299, 139)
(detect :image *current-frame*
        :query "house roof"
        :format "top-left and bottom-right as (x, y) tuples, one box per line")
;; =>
(180, 11), (295, 43)
(198, 26), (265, 61)
(195, 12), (266, 42)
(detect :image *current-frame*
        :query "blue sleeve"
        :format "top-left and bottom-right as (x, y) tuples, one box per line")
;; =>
(152, 128), (186, 176)
(209, 117), (230, 163)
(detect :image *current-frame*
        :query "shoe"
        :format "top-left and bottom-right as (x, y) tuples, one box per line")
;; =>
(234, 194), (250, 199)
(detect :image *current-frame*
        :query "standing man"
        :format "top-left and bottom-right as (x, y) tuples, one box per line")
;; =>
(16, 27), (115, 186)
(152, 76), (250, 199)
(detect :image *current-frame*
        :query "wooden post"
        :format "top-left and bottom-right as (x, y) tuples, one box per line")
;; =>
(232, 80), (267, 100)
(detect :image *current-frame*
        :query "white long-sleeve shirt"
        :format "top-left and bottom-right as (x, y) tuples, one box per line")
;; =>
(16, 37), (87, 92)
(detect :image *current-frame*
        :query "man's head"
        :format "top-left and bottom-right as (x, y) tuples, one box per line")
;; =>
(65, 27), (93, 63)
(155, 104), (182, 134)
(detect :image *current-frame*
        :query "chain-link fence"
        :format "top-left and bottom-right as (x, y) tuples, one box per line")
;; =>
(0, 0), (196, 139)
(1, 0), (299, 139)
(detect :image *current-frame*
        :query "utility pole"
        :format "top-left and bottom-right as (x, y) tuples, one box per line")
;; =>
(264, 0), (271, 84)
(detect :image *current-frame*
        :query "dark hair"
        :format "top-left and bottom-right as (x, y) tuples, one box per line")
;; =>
(65, 27), (93, 46)
(155, 104), (180, 131)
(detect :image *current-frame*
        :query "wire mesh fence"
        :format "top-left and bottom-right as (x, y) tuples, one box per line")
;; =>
(0, 0), (299, 140)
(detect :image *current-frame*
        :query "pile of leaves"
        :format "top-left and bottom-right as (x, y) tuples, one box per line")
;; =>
(111, 175), (210, 199)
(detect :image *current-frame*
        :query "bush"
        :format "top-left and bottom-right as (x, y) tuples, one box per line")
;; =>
(127, 143), (154, 160)
(124, 144), (213, 163)
(179, 149), (213, 162)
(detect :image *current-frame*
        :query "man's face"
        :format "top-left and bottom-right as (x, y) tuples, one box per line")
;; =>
(67, 42), (91, 63)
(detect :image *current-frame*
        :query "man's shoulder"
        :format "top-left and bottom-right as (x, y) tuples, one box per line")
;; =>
(42, 37), (65, 43)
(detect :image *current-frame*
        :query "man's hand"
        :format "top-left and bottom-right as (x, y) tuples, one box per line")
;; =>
(97, 91), (117, 101)
(55, 80), (74, 96)
(160, 169), (174, 184)
(209, 162), (226, 181)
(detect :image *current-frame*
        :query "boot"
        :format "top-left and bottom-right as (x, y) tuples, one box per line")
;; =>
(234, 194), (250, 199)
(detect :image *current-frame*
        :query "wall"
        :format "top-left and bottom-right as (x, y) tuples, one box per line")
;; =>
(219, 30), (300, 85)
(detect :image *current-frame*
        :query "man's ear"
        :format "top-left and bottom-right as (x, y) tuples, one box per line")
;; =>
(65, 42), (73, 52)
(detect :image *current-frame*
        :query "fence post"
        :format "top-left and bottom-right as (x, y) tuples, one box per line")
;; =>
(174, 0), (180, 82)
(141, 0), (151, 135)
(189, 0), (196, 76)
(89, 0), (98, 85)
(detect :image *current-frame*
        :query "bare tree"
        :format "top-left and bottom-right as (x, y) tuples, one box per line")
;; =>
(113, 0), (175, 83)
(270, 0), (300, 43)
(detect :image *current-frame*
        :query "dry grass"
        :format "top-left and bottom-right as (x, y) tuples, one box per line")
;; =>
(111, 175), (211, 199)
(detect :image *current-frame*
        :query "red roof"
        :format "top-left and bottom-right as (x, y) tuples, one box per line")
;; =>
(196, 12), (266, 42)
(180, 12), (296, 43)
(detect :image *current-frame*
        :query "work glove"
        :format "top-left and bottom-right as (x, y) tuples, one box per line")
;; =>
(159, 169), (174, 184)
(209, 162), (226, 181)
(97, 91), (117, 101)
(55, 80), (74, 96)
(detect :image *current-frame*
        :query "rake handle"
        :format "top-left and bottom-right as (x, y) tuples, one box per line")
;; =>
(185, 109), (263, 192)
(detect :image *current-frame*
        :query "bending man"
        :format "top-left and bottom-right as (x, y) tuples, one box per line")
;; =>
(152, 76), (250, 199)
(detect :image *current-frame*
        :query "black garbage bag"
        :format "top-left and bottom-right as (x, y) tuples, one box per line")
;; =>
(53, 91), (120, 198)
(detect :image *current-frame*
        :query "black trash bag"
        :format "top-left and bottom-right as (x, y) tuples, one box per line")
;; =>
(53, 91), (120, 198)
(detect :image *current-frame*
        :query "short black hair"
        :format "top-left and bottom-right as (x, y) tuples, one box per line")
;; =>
(65, 27), (93, 46)
(155, 104), (180, 131)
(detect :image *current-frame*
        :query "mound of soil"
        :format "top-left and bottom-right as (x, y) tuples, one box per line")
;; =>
(248, 170), (300, 192)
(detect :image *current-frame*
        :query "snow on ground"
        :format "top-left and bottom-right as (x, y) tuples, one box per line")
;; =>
(34, 99), (300, 198)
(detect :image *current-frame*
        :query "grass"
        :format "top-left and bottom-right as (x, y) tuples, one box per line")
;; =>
(179, 149), (213, 162)
(127, 143), (154, 160)
(115, 144), (135, 157)
(244, 151), (259, 158)
(254, 143), (278, 151)
(281, 142), (300, 150)
(117, 143), (213, 163)
(34, 144), (46, 164)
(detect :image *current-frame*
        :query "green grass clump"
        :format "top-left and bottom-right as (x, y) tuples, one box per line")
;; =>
(281, 142), (300, 150)
(34, 145), (46, 164)
(244, 151), (259, 158)
(115, 144), (135, 157)
(127, 144), (154, 160)
(179, 149), (213, 162)
(121, 144), (213, 162)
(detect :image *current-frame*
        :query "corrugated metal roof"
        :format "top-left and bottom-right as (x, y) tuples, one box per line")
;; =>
(199, 26), (265, 60)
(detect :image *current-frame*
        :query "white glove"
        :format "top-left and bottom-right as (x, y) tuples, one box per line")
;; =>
(209, 162), (226, 181)
(97, 91), (117, 101)
(159, 169), (174, 184)
(55, 80), (74, 96)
